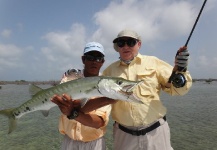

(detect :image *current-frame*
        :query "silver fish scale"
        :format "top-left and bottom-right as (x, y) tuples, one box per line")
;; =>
(13, 77), (102, 118)
(0, 76), (143, 134)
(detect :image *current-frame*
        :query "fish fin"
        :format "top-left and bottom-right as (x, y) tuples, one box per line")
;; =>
(80, 98), (88, 107)
(8, 117), (17, 134)
(29, 84), (43, 96)
(0, 108), (17, 134)
(41, 110), (49, 117)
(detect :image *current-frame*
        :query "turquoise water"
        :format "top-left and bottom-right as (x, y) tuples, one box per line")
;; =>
(0, 82), (217, 150)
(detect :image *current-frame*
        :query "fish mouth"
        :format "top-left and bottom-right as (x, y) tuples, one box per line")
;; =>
(120, 81), (142, 96)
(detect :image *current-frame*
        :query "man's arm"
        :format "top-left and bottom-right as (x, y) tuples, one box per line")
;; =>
(51, 94), (115, 128)
(75, 111), (105, 129)
(80, 97), (116, 113)
(166, 46), (190, 88)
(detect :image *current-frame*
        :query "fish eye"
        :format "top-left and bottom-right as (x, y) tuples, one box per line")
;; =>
(117, 80), (123, 85)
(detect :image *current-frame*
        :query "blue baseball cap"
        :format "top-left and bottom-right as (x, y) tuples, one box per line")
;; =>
(83, 42), (105, 56)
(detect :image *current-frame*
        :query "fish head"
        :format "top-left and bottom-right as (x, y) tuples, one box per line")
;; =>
(98, 77), (143, 104)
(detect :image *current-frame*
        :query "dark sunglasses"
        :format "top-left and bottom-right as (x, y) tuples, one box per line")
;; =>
(116, 38), (138, 48)
(84, 55), (104, 62)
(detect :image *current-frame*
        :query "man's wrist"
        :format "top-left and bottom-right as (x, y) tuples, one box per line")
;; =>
(67, 109), (79, 120)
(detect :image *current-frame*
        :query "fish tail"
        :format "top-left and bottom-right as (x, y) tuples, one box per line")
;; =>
(0, 108), (17, 134)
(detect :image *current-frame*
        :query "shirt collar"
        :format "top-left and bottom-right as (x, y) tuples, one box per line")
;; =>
(117, 53), (142, 66)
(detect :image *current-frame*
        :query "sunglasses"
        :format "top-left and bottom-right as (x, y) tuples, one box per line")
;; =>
(84, 55), (104, 62)
(116, 38), (138, 48)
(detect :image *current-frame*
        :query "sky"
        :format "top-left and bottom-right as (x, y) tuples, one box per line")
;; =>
(0, 0), (216, 81)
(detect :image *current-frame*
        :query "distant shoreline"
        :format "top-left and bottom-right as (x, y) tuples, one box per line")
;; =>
(0, 80), (60, 86)
(0, 79), (216, 86)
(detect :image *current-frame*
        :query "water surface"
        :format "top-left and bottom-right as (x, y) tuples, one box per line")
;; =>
(0, 82), (216, 150)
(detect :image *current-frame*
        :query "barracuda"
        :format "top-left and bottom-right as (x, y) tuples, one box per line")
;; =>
(0, 76), (142, 134)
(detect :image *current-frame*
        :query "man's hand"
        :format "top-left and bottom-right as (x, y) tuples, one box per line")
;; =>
(175, 46), (189, 71)
(51, 94), (81, 116)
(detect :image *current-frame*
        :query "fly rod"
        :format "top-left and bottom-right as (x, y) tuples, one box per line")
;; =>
(178, 0), (208, 72)
(170, 0), (208, 87)
(184, 0), (207, 47)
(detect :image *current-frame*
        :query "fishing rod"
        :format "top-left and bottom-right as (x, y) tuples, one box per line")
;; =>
(171, 0), (208, 87)
(184, 0), (207, 47)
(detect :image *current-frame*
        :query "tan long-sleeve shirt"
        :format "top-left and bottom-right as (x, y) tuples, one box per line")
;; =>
(103, 53), (192, 126)
(58, 69), (111, 142)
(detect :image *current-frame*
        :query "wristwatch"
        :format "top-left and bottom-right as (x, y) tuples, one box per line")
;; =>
(67, 109), (79, 120)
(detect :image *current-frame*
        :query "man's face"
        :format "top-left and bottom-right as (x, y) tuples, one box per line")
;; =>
(116, 37), (141, 61)
(82, 51), (104, 76)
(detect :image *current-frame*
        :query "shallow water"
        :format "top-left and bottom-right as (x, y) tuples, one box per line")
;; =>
(0, 82), (217, 150)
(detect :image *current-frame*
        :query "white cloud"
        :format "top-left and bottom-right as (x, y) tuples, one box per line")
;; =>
(40, 23), (88, 74)
(93, 0), (197, 44)
(1, 0), (216, 80)
(198, 55), (209, 66)
(0, 44), (22, 57)
(41, 23), (87, 61)
(17, 23), (24, 32)
(0, 44), (23, 69)
(1, 29), (12, 38)
(204, 56), (217, 69)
